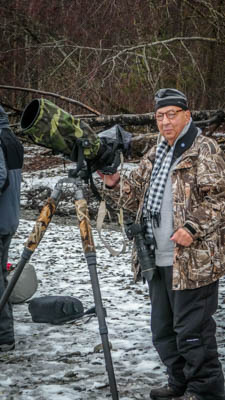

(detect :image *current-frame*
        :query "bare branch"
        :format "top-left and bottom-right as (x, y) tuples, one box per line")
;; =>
(180, 40), (206, 91)
(0, 85), (101, 115)
(101, 36), (220, 65)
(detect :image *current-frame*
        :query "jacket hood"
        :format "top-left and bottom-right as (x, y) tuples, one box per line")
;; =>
(0, 105), (9, 130)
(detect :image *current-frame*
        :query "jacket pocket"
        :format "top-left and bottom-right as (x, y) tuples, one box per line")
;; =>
(211, 227), (225, 277)
(188, 246), (213, 282)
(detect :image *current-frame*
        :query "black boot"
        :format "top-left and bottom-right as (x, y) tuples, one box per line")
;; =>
(172, 391), (225, 400)
(150, 384), (185, 399)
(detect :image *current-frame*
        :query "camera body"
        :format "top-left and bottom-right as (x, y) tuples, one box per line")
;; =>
(125, 221), (156, 282)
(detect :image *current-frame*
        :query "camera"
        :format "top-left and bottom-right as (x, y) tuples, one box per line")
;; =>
(125, 221), (156, 282)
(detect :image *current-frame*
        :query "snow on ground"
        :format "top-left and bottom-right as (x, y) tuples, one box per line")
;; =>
(1, 219), (165, 400)
(0, 154), (225, 400)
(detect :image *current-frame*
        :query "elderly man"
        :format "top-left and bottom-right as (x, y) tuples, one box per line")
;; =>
(98, 89), (225, 400)
(0, 105), (23, 352)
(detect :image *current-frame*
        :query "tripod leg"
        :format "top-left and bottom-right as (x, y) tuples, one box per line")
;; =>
(24, 197), (57, 251)
(75, 198), (119, 400)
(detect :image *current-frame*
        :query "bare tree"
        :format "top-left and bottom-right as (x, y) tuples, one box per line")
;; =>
(0, 0), (224, 113)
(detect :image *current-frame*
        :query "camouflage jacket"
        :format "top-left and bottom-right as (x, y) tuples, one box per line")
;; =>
(115, 133), (225, 290)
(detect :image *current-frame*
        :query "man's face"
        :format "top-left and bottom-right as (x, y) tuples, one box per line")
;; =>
(155, 105), (191, 146)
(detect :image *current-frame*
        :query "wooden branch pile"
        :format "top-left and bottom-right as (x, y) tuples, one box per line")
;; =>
(1, 85), (225, 158)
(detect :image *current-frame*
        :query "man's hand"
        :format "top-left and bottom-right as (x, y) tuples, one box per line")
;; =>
(170, 228), (193, 247)
(96, 171), (120, 188)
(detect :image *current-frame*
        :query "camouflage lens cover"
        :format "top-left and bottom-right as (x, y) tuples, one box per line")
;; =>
(21, 98), (100, 159)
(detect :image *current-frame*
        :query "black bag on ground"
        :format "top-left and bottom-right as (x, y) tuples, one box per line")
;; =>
(28, 295), (89, 324)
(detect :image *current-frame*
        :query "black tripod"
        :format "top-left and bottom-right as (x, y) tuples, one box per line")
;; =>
(0, 170), (119, 400)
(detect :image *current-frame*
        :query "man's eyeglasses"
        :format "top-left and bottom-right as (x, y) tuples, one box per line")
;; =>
(155, 109), (184, 121)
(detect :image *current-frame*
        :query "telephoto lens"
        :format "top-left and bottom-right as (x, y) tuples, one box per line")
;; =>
(125, 221), (156, 282)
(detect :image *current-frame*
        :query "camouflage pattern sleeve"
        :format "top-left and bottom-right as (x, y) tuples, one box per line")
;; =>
(103, 145), (156, 217)
(174, 137), (225, 239)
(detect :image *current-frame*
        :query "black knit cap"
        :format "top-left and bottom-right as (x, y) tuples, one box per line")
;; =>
(155, 88), (188, 111)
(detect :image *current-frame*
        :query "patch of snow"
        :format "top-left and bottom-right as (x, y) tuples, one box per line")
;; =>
(0, 162), (224, 400)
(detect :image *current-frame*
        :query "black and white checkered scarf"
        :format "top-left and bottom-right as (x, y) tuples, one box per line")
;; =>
(143, 139), (174, 240)
(142, 120), (198, 243)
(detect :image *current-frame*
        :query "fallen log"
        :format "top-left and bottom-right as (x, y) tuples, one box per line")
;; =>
(1, 84), (224, 130)
(1, 85), (224, 157)
(76, 110), (225, 130)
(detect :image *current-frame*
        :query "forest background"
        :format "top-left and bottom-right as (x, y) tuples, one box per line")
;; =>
(0, 0), (224, 118)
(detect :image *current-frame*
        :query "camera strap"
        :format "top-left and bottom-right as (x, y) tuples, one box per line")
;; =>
(96, 199), (127, 257)
(96, 154), (127, 256)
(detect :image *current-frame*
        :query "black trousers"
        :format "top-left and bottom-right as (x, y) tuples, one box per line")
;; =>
(148, 266), (225, 400)
(0, 234), (14, 344)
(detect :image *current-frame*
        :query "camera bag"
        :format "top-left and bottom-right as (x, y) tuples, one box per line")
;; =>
(28, 295), (95, 325)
